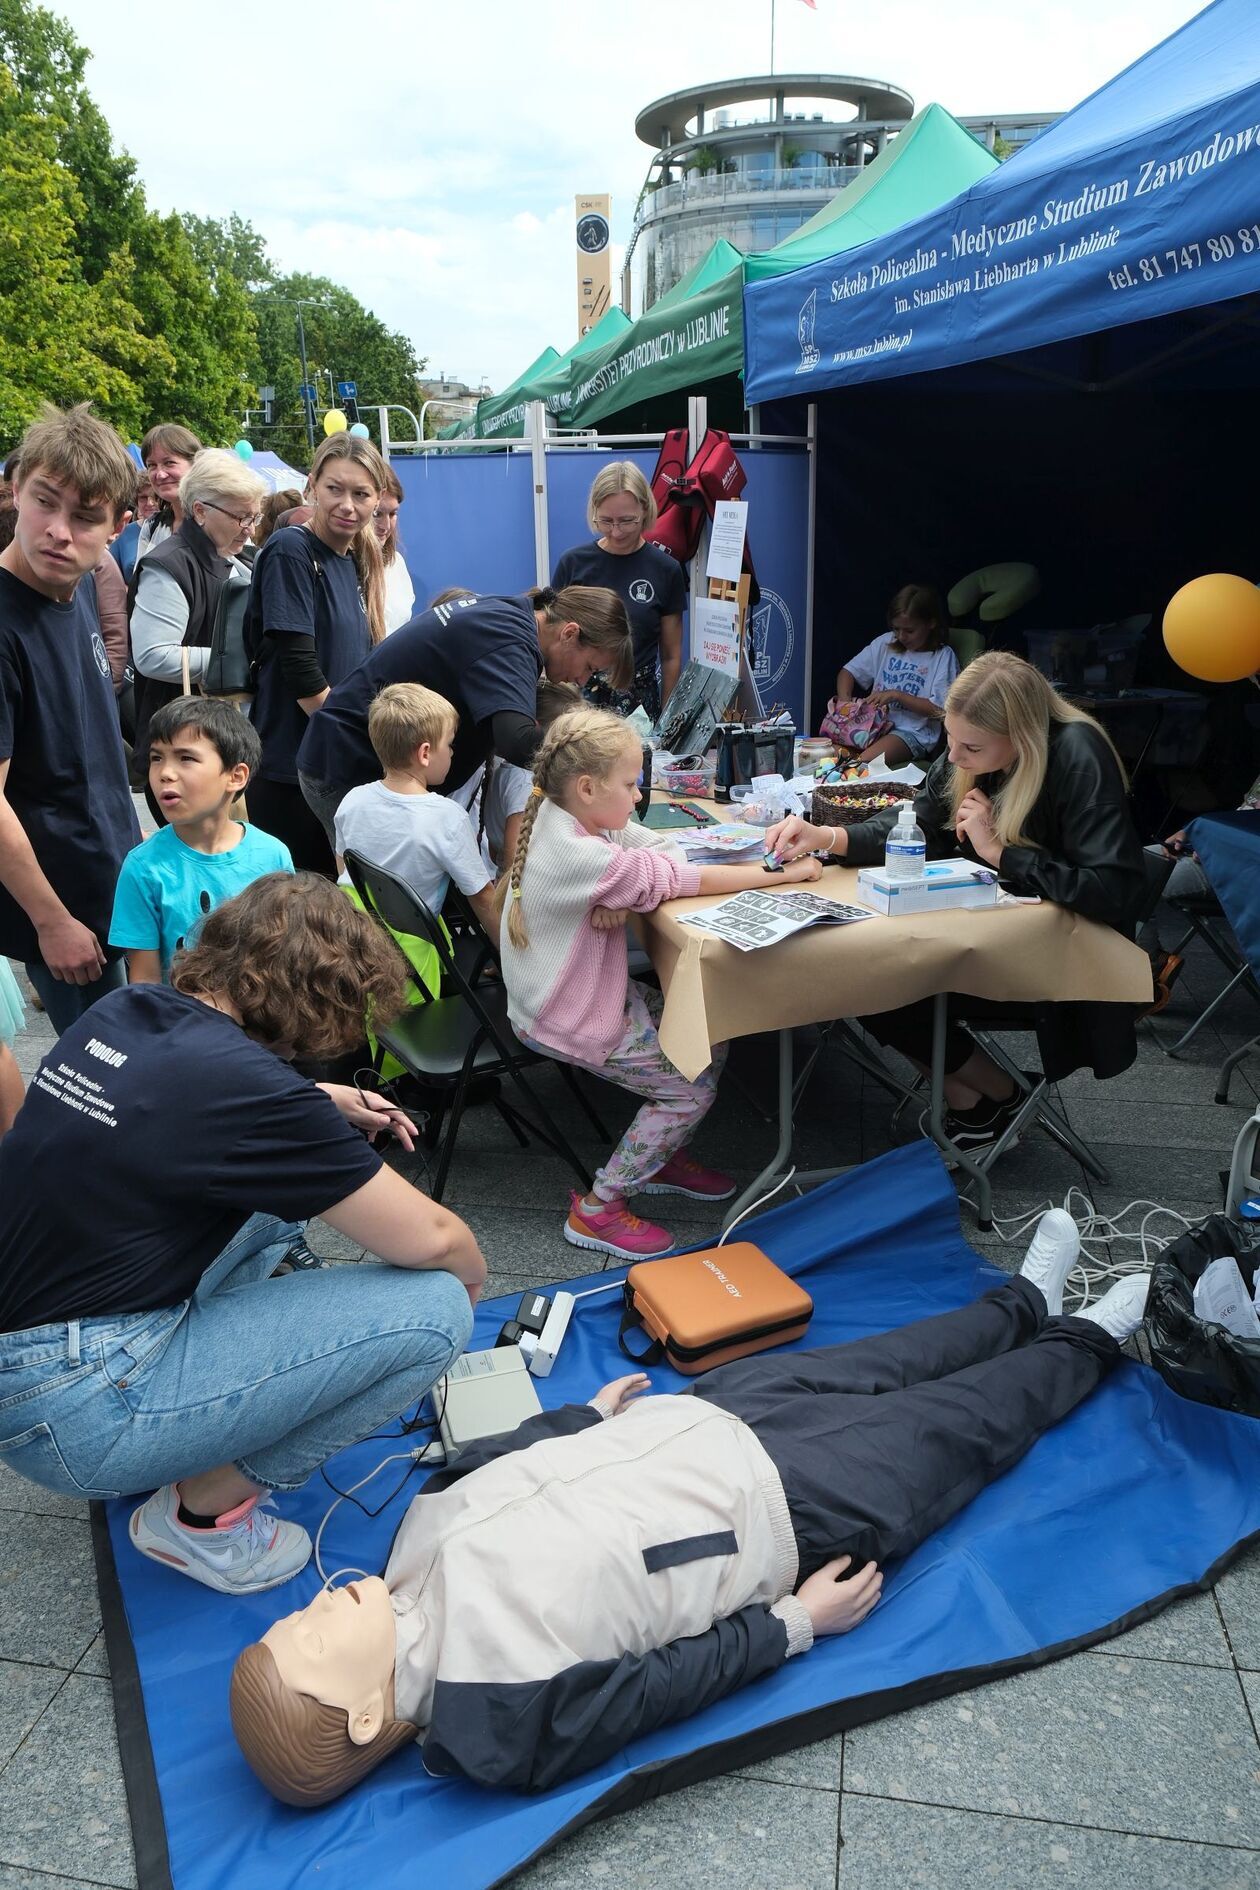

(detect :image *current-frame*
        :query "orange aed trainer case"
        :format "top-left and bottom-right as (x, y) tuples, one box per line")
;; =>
(618, 1242), (814, 1374)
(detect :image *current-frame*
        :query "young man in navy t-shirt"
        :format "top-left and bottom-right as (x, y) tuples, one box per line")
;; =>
(0, 403), (140, 1033)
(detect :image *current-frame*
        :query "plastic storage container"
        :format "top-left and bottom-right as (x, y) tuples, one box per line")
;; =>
(655, 758), (716, 797)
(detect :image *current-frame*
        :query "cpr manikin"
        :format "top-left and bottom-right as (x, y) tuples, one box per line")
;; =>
(232, 1236), (1151, 1807)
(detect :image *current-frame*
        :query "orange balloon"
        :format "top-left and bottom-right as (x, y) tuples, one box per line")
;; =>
(1163, 573), (1260, 683)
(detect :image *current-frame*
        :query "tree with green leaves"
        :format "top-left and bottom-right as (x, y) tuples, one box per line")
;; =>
(0, 67), (166, 442)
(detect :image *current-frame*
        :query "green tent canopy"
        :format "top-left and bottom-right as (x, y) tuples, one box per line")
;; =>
(474, 313), (632, 440)
(744, 104), (996, 281)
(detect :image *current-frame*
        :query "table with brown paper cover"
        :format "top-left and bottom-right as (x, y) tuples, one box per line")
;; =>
(640, 839), (1153, 1230)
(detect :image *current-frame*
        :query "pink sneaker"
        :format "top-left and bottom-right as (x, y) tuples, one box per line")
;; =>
(564, 1193), (674, 1260)
(641, 1152), (736, 1201)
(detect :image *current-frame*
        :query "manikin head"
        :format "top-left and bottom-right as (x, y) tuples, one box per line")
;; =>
(231, 1578), (416, 1806)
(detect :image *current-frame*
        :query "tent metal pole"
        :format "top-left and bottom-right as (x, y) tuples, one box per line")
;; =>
(687, 393), (709, 664)
(527, 401), (551, 588)
(804, 400), (817, 736)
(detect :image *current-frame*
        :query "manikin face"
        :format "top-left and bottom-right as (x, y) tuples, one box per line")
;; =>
(575, 742), (642, 834)
(262, 1577), (397, 1744)
(945, 713), (1018, 776)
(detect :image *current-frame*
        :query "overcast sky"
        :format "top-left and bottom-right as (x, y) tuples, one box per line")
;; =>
(64, 0), (1209, 393)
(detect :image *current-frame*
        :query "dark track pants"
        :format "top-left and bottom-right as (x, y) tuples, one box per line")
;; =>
(699, 1278), (1118, 1580)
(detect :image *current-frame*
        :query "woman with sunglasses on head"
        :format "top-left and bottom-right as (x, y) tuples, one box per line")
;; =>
(128, 449), (267, 822)
(245, 434), (387, 875)
(552, 462), (685, 723)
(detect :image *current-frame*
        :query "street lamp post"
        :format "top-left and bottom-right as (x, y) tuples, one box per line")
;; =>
(257, 296), (332, 454)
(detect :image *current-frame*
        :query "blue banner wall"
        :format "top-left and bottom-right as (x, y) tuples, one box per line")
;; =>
(745, 0), (1260, 401)
(392, 454), (537, 606)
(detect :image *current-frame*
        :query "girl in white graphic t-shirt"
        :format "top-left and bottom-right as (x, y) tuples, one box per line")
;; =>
(831, 584), (959, 767)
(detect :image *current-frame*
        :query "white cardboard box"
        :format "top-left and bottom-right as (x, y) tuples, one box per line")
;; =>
(856, 860), (1000, 917)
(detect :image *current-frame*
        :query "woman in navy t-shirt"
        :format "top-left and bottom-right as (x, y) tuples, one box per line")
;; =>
(552, 462), (685, 723)
(247, 436), (387, 874)
(0, 874), (486, 1597)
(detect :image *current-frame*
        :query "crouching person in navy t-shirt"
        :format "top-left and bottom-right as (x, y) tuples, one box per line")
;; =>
(0, 875), (486, 1597)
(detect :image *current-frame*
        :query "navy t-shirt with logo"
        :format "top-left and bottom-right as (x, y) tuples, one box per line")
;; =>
(0, 566), (140, 962)
(250, 527), (372, 784)
(0, 984), (383, 1330)
(298, 591), (542, 797)
(551, 540), (685, 669)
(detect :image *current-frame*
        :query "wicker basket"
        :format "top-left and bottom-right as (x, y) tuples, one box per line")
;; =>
(812, 780), (917, 827)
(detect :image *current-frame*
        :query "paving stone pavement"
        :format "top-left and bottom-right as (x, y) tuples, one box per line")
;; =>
(0, 935), (1257, 1890)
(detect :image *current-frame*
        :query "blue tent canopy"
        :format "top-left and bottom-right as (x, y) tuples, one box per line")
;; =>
(744, 0), (1260, 401)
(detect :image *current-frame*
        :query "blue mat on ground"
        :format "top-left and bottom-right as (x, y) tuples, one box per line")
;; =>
(95, 1142), (1260, 1890)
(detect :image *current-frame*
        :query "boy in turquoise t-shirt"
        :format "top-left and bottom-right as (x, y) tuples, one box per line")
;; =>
(110, 697), (294, 983)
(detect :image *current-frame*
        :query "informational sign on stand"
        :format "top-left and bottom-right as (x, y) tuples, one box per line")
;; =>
(706, 500), (748, 583)
(692, 596), (741, 678)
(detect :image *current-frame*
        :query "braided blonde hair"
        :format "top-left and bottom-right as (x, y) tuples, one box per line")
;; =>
(494, 707), (640, 949)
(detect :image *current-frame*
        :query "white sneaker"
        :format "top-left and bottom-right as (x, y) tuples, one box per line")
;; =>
(1078, 1273), (1151, 1342)
(129, 1483), (311, 1594)
(1018, 1209), (1081, 1316)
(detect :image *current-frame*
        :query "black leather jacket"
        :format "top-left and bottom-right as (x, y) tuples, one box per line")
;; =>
(841, 719), (1147, 1079)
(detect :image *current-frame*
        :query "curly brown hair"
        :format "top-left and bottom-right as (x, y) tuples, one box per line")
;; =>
(171, 873), (409, 1058)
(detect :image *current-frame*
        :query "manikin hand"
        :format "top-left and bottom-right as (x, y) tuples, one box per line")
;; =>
(589, 1372), (652, 1418)
(796, 1556), (884, 1635)
(590, 906), (632, 932)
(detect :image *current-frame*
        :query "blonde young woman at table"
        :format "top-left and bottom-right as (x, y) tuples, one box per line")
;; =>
(768, 652), (1147, 1153)
(497, 708), (821, 1261)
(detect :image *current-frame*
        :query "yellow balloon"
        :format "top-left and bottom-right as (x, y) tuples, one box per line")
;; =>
(322, 408), (348, 436)
(1163, 573), (1260, 683)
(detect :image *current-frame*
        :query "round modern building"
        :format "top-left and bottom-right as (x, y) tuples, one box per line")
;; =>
(626, 73), (1054, 313)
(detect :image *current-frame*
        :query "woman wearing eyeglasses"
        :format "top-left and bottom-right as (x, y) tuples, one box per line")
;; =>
(128, 449), (268, 822)
(552, 462), (685, 722)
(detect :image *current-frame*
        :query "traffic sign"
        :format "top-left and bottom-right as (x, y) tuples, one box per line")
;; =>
(298, 383), (317, 402)
(336, 380), (358, 399)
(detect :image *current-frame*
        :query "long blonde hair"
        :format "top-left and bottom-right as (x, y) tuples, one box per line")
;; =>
(307, 434), (388, 645)
(495, 707), (639, 948)
(945, 651), (1126, 849)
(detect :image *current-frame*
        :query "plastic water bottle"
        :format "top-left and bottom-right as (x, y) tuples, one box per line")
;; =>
(884, 802), (926, 880)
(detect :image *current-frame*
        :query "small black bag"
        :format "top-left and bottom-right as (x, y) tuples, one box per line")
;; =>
(713, 723), (796, 800)
(1144, 1215), (1260, 1418)
(201, 566), (254, 697)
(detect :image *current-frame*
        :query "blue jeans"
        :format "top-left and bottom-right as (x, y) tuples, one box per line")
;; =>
(23, 957), (127, 1036)
(0, 1213), (473, 1500)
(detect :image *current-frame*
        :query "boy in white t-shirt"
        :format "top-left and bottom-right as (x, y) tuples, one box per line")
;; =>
(834, 584), (959, 766)
(334, 684), (494, 932)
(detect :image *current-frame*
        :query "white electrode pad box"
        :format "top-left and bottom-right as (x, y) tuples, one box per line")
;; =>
(437, 1347), (542, 1460)
(856, 860), (1000, 917)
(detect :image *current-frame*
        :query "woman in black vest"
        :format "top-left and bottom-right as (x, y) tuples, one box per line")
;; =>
(128, 450), (267, 820)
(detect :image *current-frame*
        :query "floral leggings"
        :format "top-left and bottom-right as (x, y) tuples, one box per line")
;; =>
(540, 980), (728, 1201)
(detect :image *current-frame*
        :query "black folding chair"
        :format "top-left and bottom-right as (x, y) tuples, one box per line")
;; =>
(344, 852), (608, 1201)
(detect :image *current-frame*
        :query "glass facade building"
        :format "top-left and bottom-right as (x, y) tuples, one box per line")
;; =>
(626, 77), (1057, 314)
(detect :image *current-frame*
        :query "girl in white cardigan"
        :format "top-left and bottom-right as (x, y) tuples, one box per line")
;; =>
(497, 709), (820, 1260)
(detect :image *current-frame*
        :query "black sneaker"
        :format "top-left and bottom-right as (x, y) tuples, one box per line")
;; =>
(272, 1236), (325, 1277)
(936, 1088), (1024, 1153)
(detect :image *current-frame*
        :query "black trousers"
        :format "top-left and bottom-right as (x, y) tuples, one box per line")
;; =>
(699, 1278), (1117, 1580)
(861, 994), (1037, 1079)
(245, 776), (336, 878)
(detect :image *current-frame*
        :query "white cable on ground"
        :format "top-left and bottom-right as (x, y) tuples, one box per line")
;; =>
(313, 1443), (443, 1585)
(961, 1183), (1196, 1311)
(718, 1166), (798, 1245)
